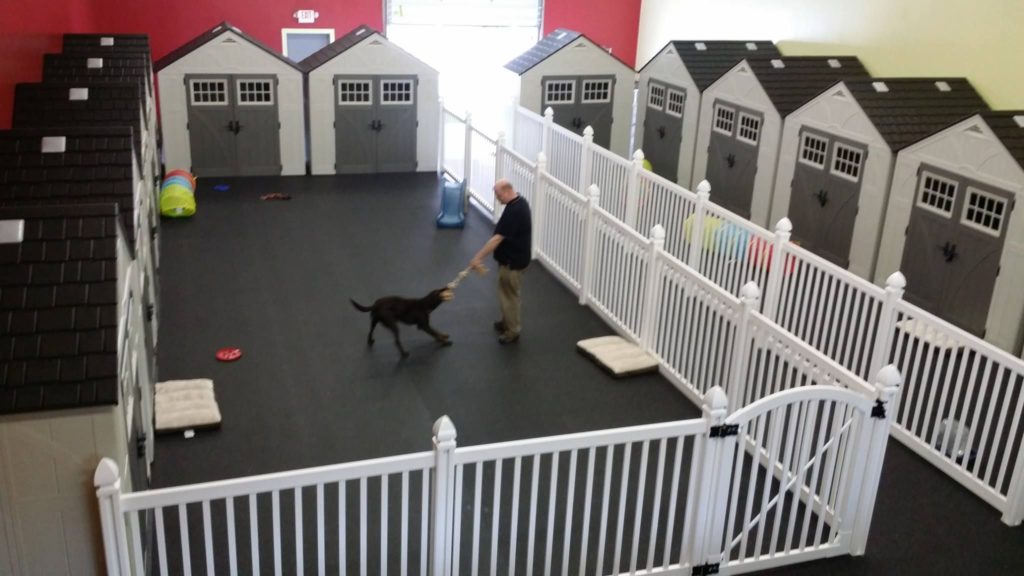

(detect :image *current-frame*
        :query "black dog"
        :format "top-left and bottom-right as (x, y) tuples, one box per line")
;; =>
(350, 287), (454, 358)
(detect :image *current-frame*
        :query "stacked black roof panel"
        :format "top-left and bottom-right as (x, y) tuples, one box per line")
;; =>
(746, 56), (870, 117)
(12, 82), (145, 172)
(0, 203), (121, 415)
(43, 53), (153, 97)
(0, 127), (137, 243)
(844, 78), (990, 151)
(663, 41), (781, 92)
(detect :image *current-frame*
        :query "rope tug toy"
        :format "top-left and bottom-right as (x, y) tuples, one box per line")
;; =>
(447, 265), (489, 291)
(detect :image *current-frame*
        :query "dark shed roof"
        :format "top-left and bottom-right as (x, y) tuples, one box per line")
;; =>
(155, 21), (300, 72)
(652, 41), (781, 92)
(844, 78), (989, 151)
(745, 56), (869, 117)
(0, 203), (121, 416)
(298, 25), (378, 72)
(981, 111), (1024, 172)
(505, 28), (631, 75)
(43, 53), (153, 96)
(63, 33), (149, 51)
(0, 127), (139, 245)
(11, 82), (146, 172)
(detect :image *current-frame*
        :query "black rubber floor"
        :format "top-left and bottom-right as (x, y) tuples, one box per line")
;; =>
(154, 174), (1023, 574)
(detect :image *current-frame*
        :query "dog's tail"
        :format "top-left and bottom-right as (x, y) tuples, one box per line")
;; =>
(350, 299), (372, 313)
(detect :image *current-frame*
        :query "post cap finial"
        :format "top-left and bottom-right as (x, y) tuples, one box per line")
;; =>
(583, 126), (594, 137)
(650, 224), (666, 240)
(696, 180), (711, 195)
(886, 271), (906, 290)
(775, 217), (793, 233)
(587, 183), (600, 199)
(876, 364), (902, 389)
(537, 152), (547, 165)
(544, 107), (554, 118)
(632, 149), (646, 161)
(740, 281), (762, 301)
(93, 457), (120, 487)
(703, 386), (728, 411)
(433, 415), (457, 441)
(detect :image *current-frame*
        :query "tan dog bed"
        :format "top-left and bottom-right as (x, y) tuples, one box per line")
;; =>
(155, 379), (222, 433)
(577, 336), (659, 378)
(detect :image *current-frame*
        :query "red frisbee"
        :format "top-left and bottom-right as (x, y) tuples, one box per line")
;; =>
(216, 347), (243, 362)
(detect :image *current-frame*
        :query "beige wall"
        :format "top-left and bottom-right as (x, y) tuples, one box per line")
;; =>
(637, 0), (1024, 109)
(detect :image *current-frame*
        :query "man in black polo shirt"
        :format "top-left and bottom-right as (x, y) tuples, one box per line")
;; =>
(469, 179), (532, 344)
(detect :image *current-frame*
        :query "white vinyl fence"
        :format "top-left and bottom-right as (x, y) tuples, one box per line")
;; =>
(447, 103), (1024, 526)
(97, 374), (899, 575)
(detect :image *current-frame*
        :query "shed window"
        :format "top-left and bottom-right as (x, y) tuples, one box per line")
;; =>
(799, 133), (828, 168)
(917, 172), (957, 217)
(666, 89), (684, 117)
(338, 81), (372, 105)
(831, 143), (863, 182)
(737, 112), (761, 145)
(713, 104), (735, 135)
(962, 187), (1007, 236)
(381, 80), (414, 104)
(237, 80), (274, 105)
(544, 80), (575, 104)
(581, 79), (611, 103)
(189, 79), (227, 105)
(648, 84), (665, 110)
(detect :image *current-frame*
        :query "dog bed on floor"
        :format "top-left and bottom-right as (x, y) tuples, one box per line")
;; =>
(155, 379), (222, 433)
(577, 336), (659, 378)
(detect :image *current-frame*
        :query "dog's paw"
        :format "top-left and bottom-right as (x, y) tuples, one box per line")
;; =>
(441, 338), (453, 347)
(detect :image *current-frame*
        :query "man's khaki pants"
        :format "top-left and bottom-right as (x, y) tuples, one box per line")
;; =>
(498, 265), (524, 335)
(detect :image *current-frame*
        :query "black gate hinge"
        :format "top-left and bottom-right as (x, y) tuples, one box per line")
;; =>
(692, 562), (720, 575)
(871, 400), (886, 419)
(709, 424), (739, 438)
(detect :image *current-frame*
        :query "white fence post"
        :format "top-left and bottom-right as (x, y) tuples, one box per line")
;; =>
(851, 365), (902, 555)
(437, 98), (445, 177)
(728, 282), (761, 413)
(463, 111), (473, 186)
(94, 457), (130, 576)
(690, 386), (732, 574)
(868, 272), (906, 380)
(640, 224), (666, 350)
(1001, 445), (1024, 525)
(494, 131), (506, 182)
(542, 107), (553, 157)
(578, 126), (594, 192)
(532, 153), (547, 260)
(625, 150), (644, 228)
(579, 184), (601, 306)
(762, 218), (792, 320)
(430, 416), (458, 576)
(687, 180), (711, 271)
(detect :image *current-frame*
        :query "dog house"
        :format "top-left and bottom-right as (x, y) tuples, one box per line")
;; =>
(504, 28), (635, 157)
(0, 203), (152, 575)
(872, 111), (1024, 350)
(155, 22), (305, 177)
(301, 25), (439, 175)
(635, 41), (780, 187)
(0, 127), (160, 366)
(770, 78), (988, 280)
(693, 56), (868, 227)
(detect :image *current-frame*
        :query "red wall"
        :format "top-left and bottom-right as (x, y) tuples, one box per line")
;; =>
(0, 0), (640, 129)
(544, 0), (642, 68)
(0, 0), (98, 128)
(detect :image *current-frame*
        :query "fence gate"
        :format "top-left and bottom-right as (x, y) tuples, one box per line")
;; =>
(699, 387), (876, 573)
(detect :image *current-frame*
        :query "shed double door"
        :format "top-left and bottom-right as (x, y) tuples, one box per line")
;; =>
(542, 76), (614, 148)
(788, 129), (867, 267)
(901, 166), (1011, 336)
(186, 74), (281, 177)
(334, 75), (417, 174)
(642, 80), (685, 181)
(704, 100), (761, 218)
